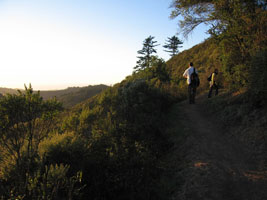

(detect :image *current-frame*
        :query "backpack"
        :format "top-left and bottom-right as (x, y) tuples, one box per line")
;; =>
(190, 68), (200, 87)
(207, 73), (212, 82)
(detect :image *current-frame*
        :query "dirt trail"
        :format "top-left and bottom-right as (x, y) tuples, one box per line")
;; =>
(172, 96), (267, 200)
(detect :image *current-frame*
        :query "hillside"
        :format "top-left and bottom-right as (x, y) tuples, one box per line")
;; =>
(0, 1), (266, 199)
(40, 84), (108, 108)
(163, 38), (267, 199)
(166, 39), (223, 92)
(0, 84), (108, 108)
(0, 87), (20, 95)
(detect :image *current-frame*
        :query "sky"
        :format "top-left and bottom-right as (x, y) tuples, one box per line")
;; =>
(0, 0), (209, 90)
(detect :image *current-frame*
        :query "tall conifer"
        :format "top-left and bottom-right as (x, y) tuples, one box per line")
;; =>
(134, 36), (159, 71)
(163, 36), (183, 57)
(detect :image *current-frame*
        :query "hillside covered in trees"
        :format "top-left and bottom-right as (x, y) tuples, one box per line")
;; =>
(0, 0), (266, 199)
(0, 84), (108, 108)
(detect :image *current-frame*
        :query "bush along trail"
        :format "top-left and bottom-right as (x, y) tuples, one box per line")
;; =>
(168, 94), (267, 200)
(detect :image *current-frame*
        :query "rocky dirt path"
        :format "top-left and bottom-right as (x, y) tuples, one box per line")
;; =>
(171, 96), (267, 200)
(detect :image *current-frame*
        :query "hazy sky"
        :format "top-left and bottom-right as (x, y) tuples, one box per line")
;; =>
(0, 0), (209, 90)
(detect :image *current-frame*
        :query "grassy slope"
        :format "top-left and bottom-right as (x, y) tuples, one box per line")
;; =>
(166, 39), (223, 93)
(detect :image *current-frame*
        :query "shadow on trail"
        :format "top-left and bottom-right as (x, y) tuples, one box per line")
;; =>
(171, 95), (267, 200)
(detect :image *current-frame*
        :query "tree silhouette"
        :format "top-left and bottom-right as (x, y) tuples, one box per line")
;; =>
(163, 36), (183, 57)
(134, 36), (159, 71)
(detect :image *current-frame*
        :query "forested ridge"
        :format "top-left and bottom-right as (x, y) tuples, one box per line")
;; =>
(0, 0), (266, 199)
(0, 85), (108, 108)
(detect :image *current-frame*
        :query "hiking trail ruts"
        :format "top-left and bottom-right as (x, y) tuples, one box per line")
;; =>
(172, 96), (267, 200)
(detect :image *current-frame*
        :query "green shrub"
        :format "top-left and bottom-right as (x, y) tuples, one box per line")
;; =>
(39, 132), (87, 175)
(27, 164), (83, 200)
(248, 50), (267, 104)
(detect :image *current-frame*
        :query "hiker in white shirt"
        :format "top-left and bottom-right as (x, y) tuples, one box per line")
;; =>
(183, 62), (198, 104)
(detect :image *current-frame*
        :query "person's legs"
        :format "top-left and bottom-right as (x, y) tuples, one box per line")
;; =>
(188, 85), (193, 104)
(208, 85), (213, 98)
(192, 86), (196, 104)
(214, 84), (219, 96)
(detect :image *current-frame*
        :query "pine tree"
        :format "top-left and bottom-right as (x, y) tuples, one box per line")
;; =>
(163, 36), (183, 57)
(134, 36), (159, 71)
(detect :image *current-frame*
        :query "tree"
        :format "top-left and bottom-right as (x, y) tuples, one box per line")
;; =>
(170, 0), (266, 50)
(163, 36), (183, 57)
(151, 58), (170, 82)
(134, 36), (159, 71)
(0, 84), (63, 195)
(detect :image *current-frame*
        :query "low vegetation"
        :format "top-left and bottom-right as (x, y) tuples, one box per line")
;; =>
(0, 63), (180, 199)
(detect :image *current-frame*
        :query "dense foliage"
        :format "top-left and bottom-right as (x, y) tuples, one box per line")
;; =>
(60, 79), (173, 199)
(0, 63), (177, 199)
(0, 85), (79, 199)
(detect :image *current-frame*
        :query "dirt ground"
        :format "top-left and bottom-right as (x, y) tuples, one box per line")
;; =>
(171, 96), (267, 200)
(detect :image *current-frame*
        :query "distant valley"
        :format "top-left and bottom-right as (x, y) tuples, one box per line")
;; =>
(0, 84), (108, 108)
